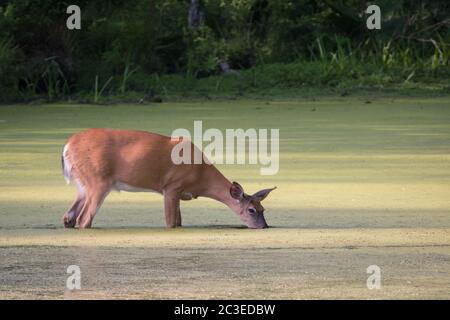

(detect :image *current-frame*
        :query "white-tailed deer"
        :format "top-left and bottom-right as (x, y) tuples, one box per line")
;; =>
(62, 129), (276, 229)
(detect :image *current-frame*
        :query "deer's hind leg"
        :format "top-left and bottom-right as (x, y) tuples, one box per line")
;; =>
(76, 182), (111, 229)
(63, 180), (86, 228)
(63, 193), (85, 228)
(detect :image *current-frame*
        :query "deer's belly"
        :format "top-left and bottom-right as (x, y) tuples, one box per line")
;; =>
(113, 181), (159, 193)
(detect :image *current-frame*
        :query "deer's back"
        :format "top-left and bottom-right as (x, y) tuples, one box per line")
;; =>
(65, 128), (181, 191)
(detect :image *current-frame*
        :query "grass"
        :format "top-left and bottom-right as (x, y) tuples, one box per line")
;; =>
(121, 64), (450, 103)
(0, 97), (450, 299)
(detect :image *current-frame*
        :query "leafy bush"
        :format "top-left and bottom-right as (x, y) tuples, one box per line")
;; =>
(0, 0), (448, 102)
(0, 38), (21, 101)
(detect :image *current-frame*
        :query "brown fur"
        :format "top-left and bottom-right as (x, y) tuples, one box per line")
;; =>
(62, 128), (275, 229)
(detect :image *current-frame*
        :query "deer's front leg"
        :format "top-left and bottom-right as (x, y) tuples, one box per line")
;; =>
(176, 206), (182, 227)
(164, 191), (180, 228)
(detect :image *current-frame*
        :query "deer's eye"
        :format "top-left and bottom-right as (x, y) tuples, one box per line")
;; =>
(248, 208), (257, 215)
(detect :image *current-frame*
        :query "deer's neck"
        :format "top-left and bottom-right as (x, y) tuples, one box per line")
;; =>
(200, 167), (240, 212)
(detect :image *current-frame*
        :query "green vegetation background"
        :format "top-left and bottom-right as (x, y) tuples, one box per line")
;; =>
(0, 0), (449, 103)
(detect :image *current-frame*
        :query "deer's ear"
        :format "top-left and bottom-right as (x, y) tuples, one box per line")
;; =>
(230, 181), (244, 200)
(252, 187), (277, 201)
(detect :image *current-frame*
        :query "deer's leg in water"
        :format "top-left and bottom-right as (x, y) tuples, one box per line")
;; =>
(63, 192), (85, 228)
(175, 205), (182, 227)
(164, 191), (180, 228)
(76, 183), (110, 229)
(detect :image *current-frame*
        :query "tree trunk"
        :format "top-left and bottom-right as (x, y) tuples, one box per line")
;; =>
(188, 0), (202, 29)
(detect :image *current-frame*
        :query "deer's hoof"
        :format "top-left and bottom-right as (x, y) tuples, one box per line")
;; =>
(63, 213), (76, 228)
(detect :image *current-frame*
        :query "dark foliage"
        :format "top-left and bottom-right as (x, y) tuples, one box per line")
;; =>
(0, 0), (448, 102)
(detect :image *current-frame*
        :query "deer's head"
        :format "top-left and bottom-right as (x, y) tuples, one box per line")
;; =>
(229, 181), (276, 229)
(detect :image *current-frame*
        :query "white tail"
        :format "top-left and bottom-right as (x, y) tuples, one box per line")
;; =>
(62, 128), (275, 229)
(61, 144), (72, 184)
